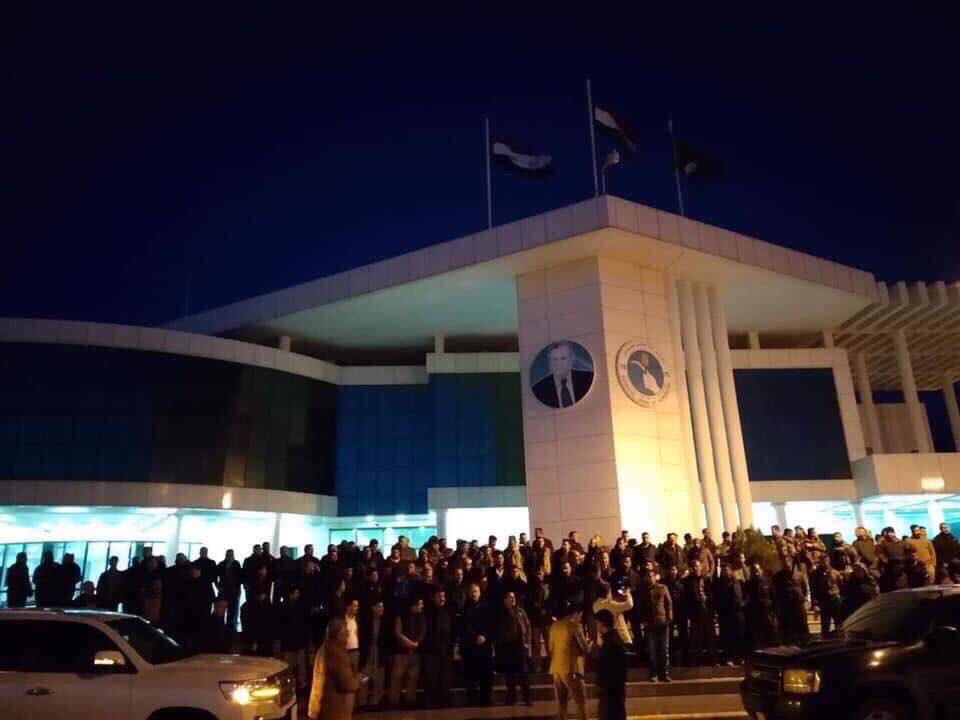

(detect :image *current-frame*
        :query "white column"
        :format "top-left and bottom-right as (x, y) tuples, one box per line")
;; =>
(822, 331), (835, 348)
(944, 373), (960, 452)
(708, 285), (753, 528)
(434, 334), (446, 354)
(851, 501), (866, 530)
(435, 509), (449, 543)
(773, 502), (788, 530)
(748, 332), (761, 350)
(667, 275), (705, 529)
(678, 280), (724, 535)
(893, 330), (932, 453)
(694, 283), (739, 532)
(856, 353), (885, 454)
(928, 500), (945, 529)
(278, 335), (292, 352)
(271, 512), (281, 552)
(165, 512), (183, 561)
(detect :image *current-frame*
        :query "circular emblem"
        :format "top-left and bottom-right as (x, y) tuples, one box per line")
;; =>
(616, 342), (671, 407)
(529, 340), (595, 410)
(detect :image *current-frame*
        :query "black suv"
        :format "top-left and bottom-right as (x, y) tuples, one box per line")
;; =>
(741, 586), (960, 720)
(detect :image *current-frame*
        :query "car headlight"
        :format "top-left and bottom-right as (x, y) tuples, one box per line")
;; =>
(782, 668), (821, 694)
(219, 678), (281, 705)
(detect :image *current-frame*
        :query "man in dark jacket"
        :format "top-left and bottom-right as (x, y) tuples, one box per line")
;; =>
(663, 564), (687, 667)
(240, 590), (275, 657)
(681, 559), (716, 665)
(182, 564), (215, 648)
(745, 564), (778, 649)
(358, 597), (388, 710)
(460, 583), (494, 707)
(656, 533), (687, 576)
(5, 552), (32, 607)
(276, 588), (310, 694)
(59, 553), (82, 606)
(96, 556), (124, 610)
(811, 556), (845, 634)
(852, 527), (879, 570)
(241, 544), (267, 598)
(194, 598), (235, 654)
(933, 523), (960, 582)
(633, 533), (658, 570)
(636, 563), (673, 681)
(714, 564), (746, 664)
(526, 568), (552, 672)
(422, 588), (454, 708)
(773, 556), (809, 643)
(272, 546), (297, 605)
(33, 551), (60, 607)
(216, 549), (243, 628)
(193, 547), (217, 591)
(594, 609), (627, 720)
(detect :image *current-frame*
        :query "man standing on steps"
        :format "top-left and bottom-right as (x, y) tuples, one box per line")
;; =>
(549, 603), (591, 720)
(594, 609), (627, 720)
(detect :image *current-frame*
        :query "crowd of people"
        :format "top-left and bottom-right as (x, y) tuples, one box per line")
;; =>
(5, 522), (960, 718)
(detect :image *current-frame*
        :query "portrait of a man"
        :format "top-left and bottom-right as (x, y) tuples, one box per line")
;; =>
(530, 341), (594, 409)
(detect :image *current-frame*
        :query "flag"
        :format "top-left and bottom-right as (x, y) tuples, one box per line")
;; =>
(492, 141), (552, 176)
(593, 106), (639, 153)
(675, 141), (722, 178)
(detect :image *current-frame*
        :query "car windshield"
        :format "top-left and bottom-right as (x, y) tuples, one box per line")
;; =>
(106, 617), (193, 665)
(839, 592), (938, 642)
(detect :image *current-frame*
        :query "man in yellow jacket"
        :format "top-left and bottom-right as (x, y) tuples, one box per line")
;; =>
(549, 603), (592, 720)
(905, 525), (937, 584)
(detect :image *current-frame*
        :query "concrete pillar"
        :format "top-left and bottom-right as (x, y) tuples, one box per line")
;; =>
(893, 330), (932, 453)
(165, 512), (183, 561)
(928, 500), (945, 530)
(944, 373), (960, 452)
(748, 332), (761, 350)
(278, 335), (292, 352)
(694, 283), (739, 532)
(856, 353), (885, 454)
(677, 280), (724, 535)
(708, 285), (753, 528)
(271, 512), (281, 552)
(434, 334), (445, 354)
(773, 502), (788, 531)
(667, 275), (706, 530)
(435, 509), (448, 542)
(822, 331), (835, 348)
(851, 501), (866, 530)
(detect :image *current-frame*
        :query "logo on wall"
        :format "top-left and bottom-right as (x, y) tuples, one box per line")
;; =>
(529, 340), (595, 409)
(616, 341), (670, 407)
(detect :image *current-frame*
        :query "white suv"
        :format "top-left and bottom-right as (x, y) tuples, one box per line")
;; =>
(0, 609), (296, 720)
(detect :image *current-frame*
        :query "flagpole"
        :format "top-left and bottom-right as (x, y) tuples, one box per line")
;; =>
(586, 79), (599, 197)
(668, 115), (685, 217)
(484, 117), (493, 229)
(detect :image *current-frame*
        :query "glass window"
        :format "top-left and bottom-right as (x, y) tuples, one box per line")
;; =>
(356, 528), (384, 548)
(106, 617), (189, 665)
(19, 620), (125, 673)
(108, 542), (131, 571)
(330, 529), (354, 545)
(841, 592), (937, 641)
(85, 542), (109, 583)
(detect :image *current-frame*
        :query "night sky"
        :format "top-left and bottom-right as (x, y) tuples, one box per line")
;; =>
(3, 6), (958, 327)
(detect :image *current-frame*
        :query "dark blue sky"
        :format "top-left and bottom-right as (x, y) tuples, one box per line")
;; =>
(3, 6), (958, 326)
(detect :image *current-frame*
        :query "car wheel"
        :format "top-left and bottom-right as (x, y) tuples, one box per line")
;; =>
(854, 696), (913, 720)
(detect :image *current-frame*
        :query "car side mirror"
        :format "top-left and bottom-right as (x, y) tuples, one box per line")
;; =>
(93, 650), (127, 668)
(927, 625), (960, 653)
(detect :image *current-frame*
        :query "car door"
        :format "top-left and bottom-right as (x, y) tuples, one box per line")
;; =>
(20, 619), (134, 720)
(912, 596), (960, 718)
(0, 621), (25, 720)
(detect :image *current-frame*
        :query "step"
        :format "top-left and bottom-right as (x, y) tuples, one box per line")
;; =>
(355, 692), (747, 720)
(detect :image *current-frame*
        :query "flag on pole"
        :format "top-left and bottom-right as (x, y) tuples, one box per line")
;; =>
(674, 141), (722, 178)
(492, 141), (553, 176)
(593, 106), (639, 153)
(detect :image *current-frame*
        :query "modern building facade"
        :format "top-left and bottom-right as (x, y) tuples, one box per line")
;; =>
(1, 195), (958, 601)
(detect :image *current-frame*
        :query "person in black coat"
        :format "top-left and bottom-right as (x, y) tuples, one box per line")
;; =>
(594, 609), (627, 720)
(59, 553), (82, 606)
(193, 547), (217, 591)
(681, 559), (716, 665)
(422, 587), (454, 708)
(773, 556), (809, 644)
(272, 546), (297, 605)
(934, 523), (960, 582)
(713, 564), (746, 664)
(194, 598), (235, 654)
(32, 551), (60, 607)
(240, 590), (276, 657)
(460, 583), (494, 707)
(745, 564), (779, 650)
(5, 552), (32, 607)
(216, 550), (243, 628)
(182, 565), (215, 649)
